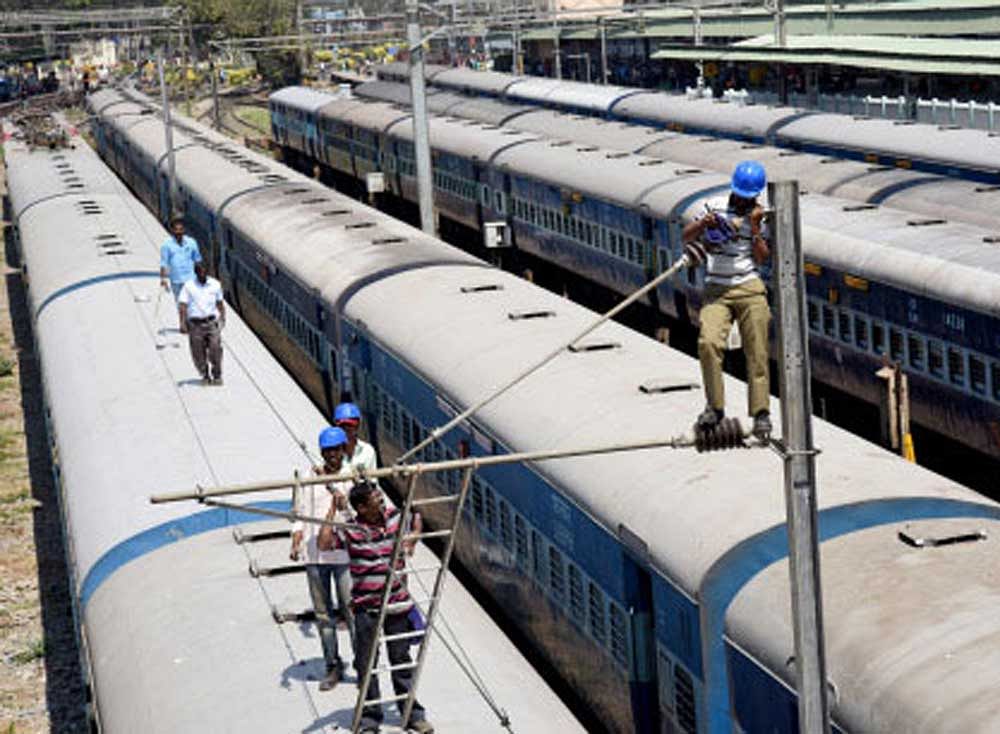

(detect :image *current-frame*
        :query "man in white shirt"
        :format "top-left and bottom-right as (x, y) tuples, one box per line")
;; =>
(290, 426), (356, 691)
(177, 262), (225, 386)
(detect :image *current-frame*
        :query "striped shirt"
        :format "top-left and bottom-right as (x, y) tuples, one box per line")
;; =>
(702, 196), (767, 288)
(337, 507), (412, 613)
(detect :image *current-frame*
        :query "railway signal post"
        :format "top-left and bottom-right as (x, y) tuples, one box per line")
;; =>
(771, 179), (832, 734)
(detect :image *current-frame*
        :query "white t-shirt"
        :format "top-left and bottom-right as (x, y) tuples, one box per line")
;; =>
(292, 478), (353, 565)
(701, 196), (768, 288)
(178, 276), (223, 319)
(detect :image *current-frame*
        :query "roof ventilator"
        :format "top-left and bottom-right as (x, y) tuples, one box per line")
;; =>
(819, 158), (845, 164)
(549, 140), (572, 147)
(898, 524), (987, 548)
(906, 218), (947, 227)
(983, 235), (1000, 244)
(606, 152), (630, 159)
(576, 145), (598, 152)
(974, 184), (1000, 193)
(638, 380), (699, 394)
(842, 203), (879, 212)
(508, 309), (555, 321)
(460, 284), (503, 293)
(568, 340), (620, 353)
(893, 120), (918, 126)
(639, 159), (665, 167)
(283, 187), (309, 196)
(675, 168), (702, 175)
(371, 237), (406, 245)
(323, 209), (351, 217)
(740, 143), (764, 149)
(867, 165), (891, 172)
(937, 124), (962, 131)
(346, 221), (376, 229)
(778, 150), (803, 157)
(302, 197), (327, 205)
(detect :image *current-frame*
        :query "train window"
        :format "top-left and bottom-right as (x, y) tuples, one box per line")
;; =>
(822, 306), (835, 337)
(589, 583), (607, 646)
(807, 301), (820, 332)
(568, 565), (585, 628)
(674, 665), (698, 734)
(838, 311), (852, 344)
(628, 239), (638, 263)
(609, 604), (630, 668)
(872, 322), (886, 355)
(498, 500), (513, 550)
(854, 316), (869, 349)
(514, 515), (529, 569)
(484, 487), (497, 535)
(529, 204), (537, 224)
(531, 531), (546, 585)
(970, 356), (987, 395)
(948, 348), (966, 387)
(928, 340), (945, 379)
(992, 362), (1000, 401)
(907, 335), (925, 371)
(495, 191), (503, 212)
(889, 328), (904, 362)
(471, 477), (484, 524)
(549, 546), (565, 603)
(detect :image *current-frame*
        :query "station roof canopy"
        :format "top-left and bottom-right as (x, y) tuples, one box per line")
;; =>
(650, 34), (1000, 76)
(522, 0), (1000, 41)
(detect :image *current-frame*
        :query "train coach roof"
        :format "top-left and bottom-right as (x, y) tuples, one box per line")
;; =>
(319, 98), (411, 132)
(270, 85), (344, 112)
(376, 61), (449, 81)
(778, 112), (1000, 174)
(433, 67), (525, 94)
(505, 108), (673, 152)
(611, 93), (800, 137)
(389, 115), (539, 160)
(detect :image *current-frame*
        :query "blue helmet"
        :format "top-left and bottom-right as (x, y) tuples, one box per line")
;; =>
(731, 160), (766, 199)
(334, 402), (362, 424)
(318, 426), (348, 450)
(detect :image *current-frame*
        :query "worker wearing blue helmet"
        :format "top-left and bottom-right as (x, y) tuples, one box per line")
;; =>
(334, 402), (381, 484)
(682, 160), (772, 439)
(290, 425), (356, 691)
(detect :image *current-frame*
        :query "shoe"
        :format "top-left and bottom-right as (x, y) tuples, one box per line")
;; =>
(201, 375), (212, 386)
(696, 405), (724, 430)
(409, 721), (434, 734)
(212, 376), (223, 386)
(753, 411), (772, 440)
(318, 666), (340, 691)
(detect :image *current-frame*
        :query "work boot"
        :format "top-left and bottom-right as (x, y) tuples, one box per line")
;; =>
(753, 411), (772, 440)
(409, 720), (434, 734)
(696, 405), (724, 430)
(318, 666), (340, 691)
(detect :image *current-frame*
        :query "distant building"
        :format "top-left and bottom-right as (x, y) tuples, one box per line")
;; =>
(70, 38), (117, 69)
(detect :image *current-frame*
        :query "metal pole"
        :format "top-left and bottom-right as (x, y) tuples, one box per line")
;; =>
(407, 0), (436, 235)
(296, 0), (308, 77)
(775, 0), (787, 46)
(210, 59), (221, 131)
(693, 5), (704, 93)
(584, 51), (591, 84)
(157, 48), (178, 215)
(825, 0), (833, 33)
(599, 18), (607, 85)
(553, 19), (561, 79)
(150, 428), (755, 505)
(770, 179), (831, 734)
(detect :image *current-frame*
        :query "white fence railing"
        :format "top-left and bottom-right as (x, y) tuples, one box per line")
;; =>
(710, 88), (1000, 132)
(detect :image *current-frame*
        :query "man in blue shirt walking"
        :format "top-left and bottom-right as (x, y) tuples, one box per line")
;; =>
(159, 214), (202, 322)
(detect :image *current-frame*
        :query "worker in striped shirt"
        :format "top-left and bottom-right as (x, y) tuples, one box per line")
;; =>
(318, 482), (433, 734)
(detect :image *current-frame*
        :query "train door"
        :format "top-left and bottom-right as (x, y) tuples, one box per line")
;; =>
(622, 542), (661, 734)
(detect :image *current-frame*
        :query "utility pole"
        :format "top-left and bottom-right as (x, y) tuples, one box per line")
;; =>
(406, 0), (436, 235)
(296, 0), (308, 78)
(775, 0), (788, 103)
(157, 49), (179, 216)
(825, 0), (833, 33)
(770, 179), (831, 734)
(599, 17), (607, 85)
(693, 4), (704, 93)
(553, 19), (561, 79)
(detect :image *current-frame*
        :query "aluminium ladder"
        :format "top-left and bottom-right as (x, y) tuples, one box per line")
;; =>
(351, 468), (475, 733)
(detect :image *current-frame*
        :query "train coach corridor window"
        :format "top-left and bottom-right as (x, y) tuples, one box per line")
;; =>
(992, 362), (1000, 401)
(948, 347), (966, 386)
(514, 515), (529, 569)
(822, 306), (835, 337)
(890, 328), (905, 363)
(854, 316), (869, 350)
(549, 547), (566, 604)
(807, 300), (820, 332)
(839, 312), (852, 344)
(872, 322), (886, 356)
(908, 335), (925, 371)
(589, 583), (607, 646)
(970, 356), (987, 394)
(568, 565), (586, 628)
(609, 604), (630, 668)
(928, 340), (945, 379)
(531, 531), (546, 585)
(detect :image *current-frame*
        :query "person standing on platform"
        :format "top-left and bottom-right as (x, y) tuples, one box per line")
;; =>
(290, 426), (356, 692)
(334, 402), (378, 477)
(177, 262), (225, 385)
(682, 160), (773, 439)
(318, 481), (434, 734)
(160, 215), (202, 320)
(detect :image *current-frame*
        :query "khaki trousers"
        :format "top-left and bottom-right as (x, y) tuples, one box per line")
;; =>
(697, 278), (771, 416)
(188, 318), (222, 380)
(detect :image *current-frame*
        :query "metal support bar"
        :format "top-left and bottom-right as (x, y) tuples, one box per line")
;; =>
(197, 496), (365, 531)
(151, 425), (758, 506)
(770, 179), (830, 734)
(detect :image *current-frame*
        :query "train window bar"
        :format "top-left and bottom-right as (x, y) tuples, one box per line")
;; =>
(460, 284), (504, 294)
(898, 525), (987, 548)
(906, 218), (947, 227)
(567, 340), (620, 353)
(508, 309), (555, 321)
(638, 380), (699, 394)
(842, 204), (879, 212)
